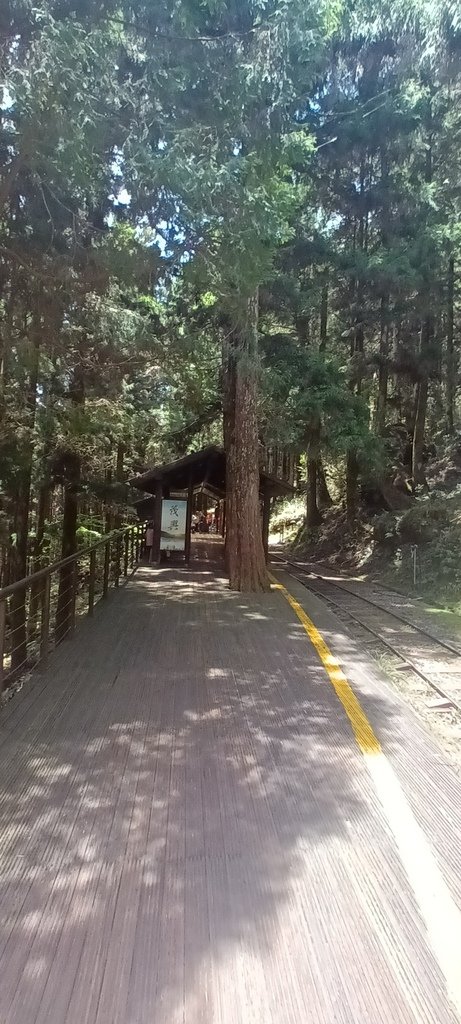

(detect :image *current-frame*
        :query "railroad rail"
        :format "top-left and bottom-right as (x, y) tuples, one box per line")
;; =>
(272, 556), (461, 714)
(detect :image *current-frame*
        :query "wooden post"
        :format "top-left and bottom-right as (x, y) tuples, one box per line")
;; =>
(0, 598), (6, 691)
(261, 489), (271, 563)
(40, 575), (51, 660)
(70, 561), (77, 633)
(152, 479), (163, 564)
(130, 529), (135, 568)
(115, 535), (121, 587)
(184, 472), (194, 566)
(103, 539), (110, 598)
(135, 526), (140, 563)
(88, 549), (96, 616)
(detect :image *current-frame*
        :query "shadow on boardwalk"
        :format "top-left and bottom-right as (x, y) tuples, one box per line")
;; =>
(0, 562), (408, 1024)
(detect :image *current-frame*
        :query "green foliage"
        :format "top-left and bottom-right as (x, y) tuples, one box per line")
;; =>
(398, 496), (451, 543)
(270, 495), (305, 531)
(425, 523), (461, 599)
(372, 512), (399, 546)
(261, 341), (383, 468)
(76, 525), (102, 545)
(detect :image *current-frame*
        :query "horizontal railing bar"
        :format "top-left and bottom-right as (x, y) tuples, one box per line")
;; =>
(1, 524), (142, 691)
(0, 526), (138, 601)
(3, 655), (29, 674)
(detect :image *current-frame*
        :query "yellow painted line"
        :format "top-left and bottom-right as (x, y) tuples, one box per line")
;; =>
(270, 574), (380, 755)
(271, 571), (461, 1017)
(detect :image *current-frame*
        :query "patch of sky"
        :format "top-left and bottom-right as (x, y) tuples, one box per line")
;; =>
(1, 85), (14, 110)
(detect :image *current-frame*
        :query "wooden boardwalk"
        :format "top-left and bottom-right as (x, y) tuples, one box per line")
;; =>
(1, 545), (461, 1023)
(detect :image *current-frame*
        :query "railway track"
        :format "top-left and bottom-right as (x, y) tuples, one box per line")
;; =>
(272, 557), (461, 714)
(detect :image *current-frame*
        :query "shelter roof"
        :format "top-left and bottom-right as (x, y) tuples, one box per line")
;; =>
(129, 445), (293, 500)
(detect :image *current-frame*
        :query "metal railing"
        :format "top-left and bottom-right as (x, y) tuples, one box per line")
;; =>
(0, 524), (142, 695)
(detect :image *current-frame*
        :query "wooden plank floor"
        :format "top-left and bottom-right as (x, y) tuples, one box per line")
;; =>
(0, 552), (461, 1023)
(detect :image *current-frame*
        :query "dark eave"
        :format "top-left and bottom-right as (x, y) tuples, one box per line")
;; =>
(129, 445), (293, 505)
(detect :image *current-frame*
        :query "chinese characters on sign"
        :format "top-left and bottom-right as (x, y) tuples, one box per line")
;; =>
(160, 499), (187, 551)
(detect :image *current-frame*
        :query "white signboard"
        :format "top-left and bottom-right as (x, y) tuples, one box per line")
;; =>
(160, 499), (187, 551)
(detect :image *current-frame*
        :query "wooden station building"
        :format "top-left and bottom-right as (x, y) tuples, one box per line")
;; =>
(129, 445), (292, 565)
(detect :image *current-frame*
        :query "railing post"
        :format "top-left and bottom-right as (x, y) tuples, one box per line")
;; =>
(130, 529), (135, 569)
(88, 549), (96, 615)
(10, 583), (27, 672)
(135, 526), (140, 563)
(40, 575), (51, 661)
(103, 539), (110, 598)
(0, 598), (6, 691)
(70, 561), (78, 633)
(123, 531), (129, 577)
(115, 535), (121, 587)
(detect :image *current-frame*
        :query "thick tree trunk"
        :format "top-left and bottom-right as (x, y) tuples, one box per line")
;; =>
(9, 479), (32, 671)
(29, 479), (52, 622)
(375, 363), (388, 435)
(55, 455), (81, 643)
(446, 255), (455, 435)
(317, 459), (333, 508)
(412, 311), (433, 486)
(224, 291), (269, 592)
(116, 441), (125, 482)
(10, 314), (40, 671)
(319, 280), (328, 353)
(114, 441), (125, 528)
(307, 456), (321, 529)
(374, 296), (389, 435)
(411, 94), (433, 485)
(316, 279), (331, 510)
(306, 415), (322, 529)
(105, 466), (113, 533)
(345, 190), (366, 530)
(55, 367), (84, 641)
(346, 451), (359, 529)
(346, 310), (364, 528)
(375, 142), (391, 437)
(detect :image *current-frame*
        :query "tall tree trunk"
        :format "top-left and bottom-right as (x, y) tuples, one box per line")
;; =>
(114, 441), (125, 528)
(9, 478), (32, 671)
(307, 456), (321, 529)
(346, 311), (364, 525)
(116, 441), (125, 481)
(29, 478), (52, 622)
(346, 451), (359, 529)
(10, 312), (40, 671)
(319, 280), (328, 353)
(375, 143), (391, 437)
(105, 465), (113, 533)
(55, 367), (84, 641)
(375, 362), (388, 435)
(412, 311), (434, 486)
(346, 170), (366, 528)
(412, 89), (434, 485)
(306, 415), (322, 529)
(412, 376), (429, 487)
(317, 459), (333, 508)
(55, 456), (81, 643)
(374, 296), (390, 435)
(29, 362), (56, 622)
(446, 255), (455, 435)
(316, 277), (331, 509)
(224, 291), (269, 591)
